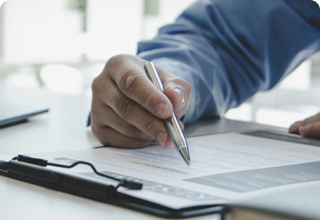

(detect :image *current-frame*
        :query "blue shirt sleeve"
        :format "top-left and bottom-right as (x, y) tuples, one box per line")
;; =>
(137, 0), (320, 125)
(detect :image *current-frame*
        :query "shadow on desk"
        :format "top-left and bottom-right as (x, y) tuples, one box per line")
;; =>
(0, 119), (28, 129)
(184, 116), (287, 138)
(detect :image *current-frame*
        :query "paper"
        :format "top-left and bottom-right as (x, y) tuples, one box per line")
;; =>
(4, 131), (320, 209)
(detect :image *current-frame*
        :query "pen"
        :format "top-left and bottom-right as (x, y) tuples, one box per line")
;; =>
(144, 62), (191, 166)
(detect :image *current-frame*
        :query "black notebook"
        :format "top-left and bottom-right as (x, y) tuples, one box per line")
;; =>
(0, 103), (48, 127)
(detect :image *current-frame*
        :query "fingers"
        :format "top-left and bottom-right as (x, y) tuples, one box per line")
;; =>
(91, 100), (153, 141)
(299, 121), (320, 139)
(91, 74), (162, 148)
(289, 112), (320, 139)
(289, 112), (320, 133)
(288, 121), (303, 134)
(91, 54), (191, 149)
(100, 58), (170, 147)
(90, 55), (171, 148)
(91, 125), (153, 149)
(106, 55), (173, 120)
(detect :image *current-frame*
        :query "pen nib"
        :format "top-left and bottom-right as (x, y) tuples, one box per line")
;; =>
(179, 147), (191, 166)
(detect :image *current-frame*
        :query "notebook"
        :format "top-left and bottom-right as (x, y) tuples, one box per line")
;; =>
(0, 103), (49, 127)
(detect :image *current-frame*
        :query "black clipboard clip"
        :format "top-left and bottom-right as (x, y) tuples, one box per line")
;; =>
(10, 155), (142, 190)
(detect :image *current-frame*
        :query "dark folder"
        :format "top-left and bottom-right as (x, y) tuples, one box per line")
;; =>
(0, 157), (223, 219)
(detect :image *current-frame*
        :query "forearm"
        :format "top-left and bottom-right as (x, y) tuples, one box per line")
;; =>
(137, 0), (320, 125)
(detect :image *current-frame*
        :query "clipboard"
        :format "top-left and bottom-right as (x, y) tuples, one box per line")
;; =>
(0, 156), (223, 219)
(3, 129), (314, 219)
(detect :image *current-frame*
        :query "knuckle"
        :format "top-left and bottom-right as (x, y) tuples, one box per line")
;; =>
(309, 123), (319, 133)
(140, 89), (154, 108)
(91, 77), (102, 95)
(119, 139), (151, 149)
(105, 54), (146, 96)
(309, 123), (316, 131)
(119, 98), (136, 122)
(145, 119), (157, 136)
(130, 127), (147, 139)
(106, 54), (125, 68)
(106, 54), (137, 69)
(119, 70), (142, 95)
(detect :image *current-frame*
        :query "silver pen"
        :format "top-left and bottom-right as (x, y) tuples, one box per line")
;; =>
(144, 62), (191, 166)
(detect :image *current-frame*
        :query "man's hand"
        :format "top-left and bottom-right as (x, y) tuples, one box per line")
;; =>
(289, 112), (320, 139)
(91, 54), (191, 149)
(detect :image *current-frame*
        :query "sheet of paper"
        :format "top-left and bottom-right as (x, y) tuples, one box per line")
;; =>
(4, 131), (320, 209)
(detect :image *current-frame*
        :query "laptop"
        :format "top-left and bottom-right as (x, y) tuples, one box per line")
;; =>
(0, 103), (49, 127)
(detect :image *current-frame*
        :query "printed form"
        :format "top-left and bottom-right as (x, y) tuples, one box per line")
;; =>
(5, 131), (320, 209)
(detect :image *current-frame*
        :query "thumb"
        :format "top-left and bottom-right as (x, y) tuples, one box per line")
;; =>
(154, 65), (191, 120)
(164, 81), (190, 118)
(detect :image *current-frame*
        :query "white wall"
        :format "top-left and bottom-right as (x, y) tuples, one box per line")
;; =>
(3, 0), (81, 64)
(86, 0), (143, 61)
(2, 0), (197, 64)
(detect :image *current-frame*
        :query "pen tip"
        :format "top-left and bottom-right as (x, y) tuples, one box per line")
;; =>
(179, 147), (191, 166)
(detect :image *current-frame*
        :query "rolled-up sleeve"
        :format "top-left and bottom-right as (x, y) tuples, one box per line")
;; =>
(137, 0), (320, 125)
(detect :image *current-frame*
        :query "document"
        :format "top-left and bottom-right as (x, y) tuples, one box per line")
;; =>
(3, 131), (320, 209)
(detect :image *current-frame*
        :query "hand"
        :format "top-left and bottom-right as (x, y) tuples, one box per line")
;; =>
(289, 112), (320, 139)
(91, 54), (191, 149)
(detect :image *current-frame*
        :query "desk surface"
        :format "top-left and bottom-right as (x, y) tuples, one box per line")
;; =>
(0, 83), (283, 220)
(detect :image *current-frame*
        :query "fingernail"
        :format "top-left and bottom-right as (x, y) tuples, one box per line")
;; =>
(156, 130), (167, 148)
(156, 103), (168, 118)
(174, 88), (186, 107)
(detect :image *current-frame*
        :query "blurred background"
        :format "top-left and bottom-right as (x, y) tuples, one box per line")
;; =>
(0, 0), (320, 128)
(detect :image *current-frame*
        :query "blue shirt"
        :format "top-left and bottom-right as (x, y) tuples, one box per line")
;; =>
(137, 0), (320, 125)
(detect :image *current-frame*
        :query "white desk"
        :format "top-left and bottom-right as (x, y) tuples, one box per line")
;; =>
(0, 83), (224, 220)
